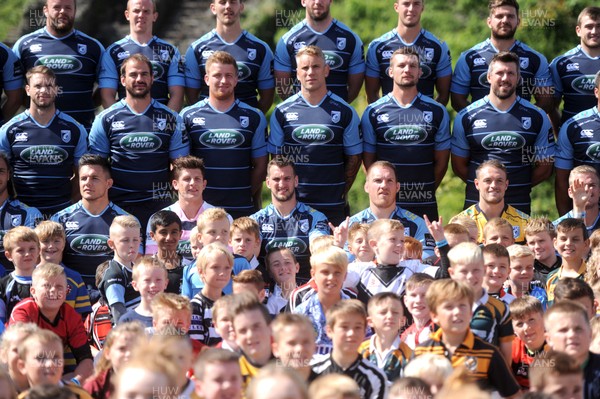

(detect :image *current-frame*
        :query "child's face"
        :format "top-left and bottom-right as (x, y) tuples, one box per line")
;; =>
(312, 263), (345, 297)
(195, 361), (242, 399)
(133, 267), (168, 303)
(540, 373), (583, 399)
(109, 225), (141, 264)
(272, 324), (316, 369)
(483, 227), (514, 247)
(545, 312), (592, 363)
(6, 240), (39, 272)
(18, 340), (63, 386)
(554, 229), (588, 262)
(150, 222), (182, 255)
(214, 311), (235, 342)
(483, 253), (510, 293)
(233, 309), (272, 362)
(526, 231), (555, 264)
(153, 309), (191, 334)
(199, 218), (230, 246)
(371, 229), (405, 265)
(230, 230), (260, 261)
(449, 261), (484, 293)
(6, 332), (27, 375)
(403, 284), (430, 321)
(106, 332), (137, 373)
(368, 298), (404, 335)
(39, 235), (65, 264)
(349, 231), (374, 262)
(200, 253), (233, 289)
(267, 250), (298, 287)
(116, 367), (171, 399)
(512, 311), (545, 350)
(509, 255), (534, 291)
(170, 340), (194, 384)
(31, 275), (67, 312)
(190, 236), (202, 259)
(431, 297), (472, 336)
(326, 313), (366, 354)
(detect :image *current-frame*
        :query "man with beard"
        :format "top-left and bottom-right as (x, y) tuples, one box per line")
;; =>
(450, 0), (552, 113)
(185, 0), (274, 113)
(181, 51), (267, 218)
(250, 158), (330, 282)
(89, 54), (189, 233)
(348, 161), (435, 259)
(452, 51), (555, 215)
(99, 0), (184, 112)
(13, 0), (105, 130)
(362, 47), (450, 220)
(274, 0), (365, 102)
(0, 66), (87, 217)
(454, 160), (529, 245)
(364, 0), (452, 105)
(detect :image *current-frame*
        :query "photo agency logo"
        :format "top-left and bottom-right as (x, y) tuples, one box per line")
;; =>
(275, 9), (303, 28)
(520, 8), (556, 29)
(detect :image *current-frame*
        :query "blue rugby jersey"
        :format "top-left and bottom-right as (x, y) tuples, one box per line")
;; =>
(99, 36), (184, 105)
(550, 45), (600, 124)
(365, 29), (451, 98)
(13, 28), (105, 129)
(180, 99), (267, 216)
(274, 19), (365, 101)
(0, 42), (24, 127)
(0, 199), (43, 271)
(51, 201), (131, 285)
(88, 99), (189, 204)
(361, 93), (450, 218)
(451, 39), (551, 103)
(452, 96), (555, 212)
(556, 106), (600, 174)
(184, 30), (274, 108)
(0, 110), (87, 213)
(268, 92), (362, 214)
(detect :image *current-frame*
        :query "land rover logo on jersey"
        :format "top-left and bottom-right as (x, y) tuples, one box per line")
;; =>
(151, 62), (165, 79)
(292, 125), (334, 144)
(77, 44), (87, 55)
(36, 55), (82, 73)
(478, 72), (490, 87)
(155, 117), (167, 131)
(420, 64), (432, 79)
(240, 116), (249, 128)
(336, 38), (346, 50)
(119, 133), (162, 152)
(481, 132), (526, 151)
(71, 234), (110, 255)
(299, 219), (309, 234)
(237, 62), (251, 80)
(265, 238), (307, 254)
(586, 143), (600, 161)
(422, 111), (433, 123)
(199, 130), (245, 148)
(323, 51), (344, 69)
(11, 215), (21, 227)
(520, 57), (529, 69)
(384, 125), (427, 145)
(61, 130), (71, 143)
(424, 48), (434, 61)
(247, 48), (257, 61)
(331, 111), (341, 123)
(21, 146), (68, 165)
(571, 75), (595, 94)
(178, 240), (191, 257)
(521, 117), (531, 130)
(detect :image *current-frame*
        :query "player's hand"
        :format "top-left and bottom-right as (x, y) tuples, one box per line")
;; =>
(570, 178), (589, 212)
(424, 215), (445, 243)
(330, 217), (349, 248)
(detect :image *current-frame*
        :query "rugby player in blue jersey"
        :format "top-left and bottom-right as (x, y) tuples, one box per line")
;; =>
(89, 54), (189, 231)
(181, 51), (267, 218)
(450, 0), (553, 114)
(362, 47), (450, 220)
(185, 0), (274, 113)
(274, 0), (365, 102)
(0, 42), (23, 127)
(269, 45), (362, 225)
(100, 0), (184, 112)
(365, 0), (451, 105)
(0, 66), (87, 217)
(13, 0), (105, 130)
(451, 51), (555, 215)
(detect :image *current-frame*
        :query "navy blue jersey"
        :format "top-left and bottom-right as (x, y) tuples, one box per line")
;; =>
(0, 110), (87, 213)
(180, 99), (267, 216)
(361, 93), (450, 217)
(452, 96), (555, 212)
(365, 29), (451, 98)
(250, 202), (330, 279)
(0, 42), (24, 127)
(99, 35), (184, 105)
(88, 99), (189, 204)
(184, 30), (274, 108)
(451, 39), (551, 103)
(0, 199), (42, 271)
(550, 46), (600, 124)
(556, 106), (600, 173)
(268, 92), (362, 213)
(0, 273), (32, 322)
(274, 19), (365, 101)
(13, 28), (105, 129)
(99, 260), (140, 310)
(51, 201), (130, 284)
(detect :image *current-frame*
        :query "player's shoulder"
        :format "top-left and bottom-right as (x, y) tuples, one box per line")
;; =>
(368, 29), (396, 48)
(419, 29), (447, 46)
(96, 100), (128, 120)
(189, 30), (219, 49)
(458, 40), (489, 58)
(505, 205), (530, 220)
(56, 110), (85, 128)
(394, 206), (423, 223)
(72, 29), (105, 51)
(485, 294), (509, 313)
(14, 28), (46, 49)
(550, 45), (580, 65)
(279, 20), (308, 43)
(236, 100), (264, 117)
(151, 99), (180, 117)
(152, 36), (177, 49)
(325, 92), (356, 114)
(513, 40), (546, 59)
(330, 19), (362, 40)
(51, 201), (83, 220)
(241, 31), (271, 49)
(181, 98), (211, 117)
(1, 111), (30, 131)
